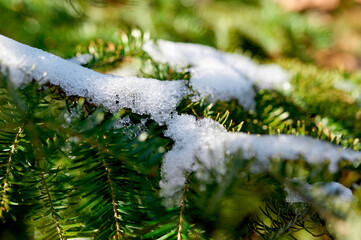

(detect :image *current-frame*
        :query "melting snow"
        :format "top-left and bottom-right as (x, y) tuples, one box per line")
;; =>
(0, 34), (360, 206)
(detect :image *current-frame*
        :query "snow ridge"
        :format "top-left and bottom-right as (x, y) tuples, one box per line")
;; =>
(0, 35), (189, 124)
(143, 40), (291, 110)
(285, 178), (354, 211)
(161, 114), (361, 206)
(0, 34), (360, 206)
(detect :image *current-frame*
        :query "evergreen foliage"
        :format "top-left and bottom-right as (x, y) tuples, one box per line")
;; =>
(1, 33), (361, 239)
(2, 1), (361, 240)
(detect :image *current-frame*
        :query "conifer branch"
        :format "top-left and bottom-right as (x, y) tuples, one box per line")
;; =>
(39, 171), (64, 240)
(102, 157), (123, 239)
(177, 175), (192, 240)
(28, 120), (65, 240)
(0, 127), (22, 217)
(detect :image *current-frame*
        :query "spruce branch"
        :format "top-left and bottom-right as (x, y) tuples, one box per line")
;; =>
(102, 157), (123, 239)
(27, 121), (68, 240)
(177, 174), (192, 240)
(0, 127), (23, 220)
(0, 29), (360, 240)
(38, 170), (64, 240)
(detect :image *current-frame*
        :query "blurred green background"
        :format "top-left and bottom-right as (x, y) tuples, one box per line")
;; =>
(0, 0), (360, 71)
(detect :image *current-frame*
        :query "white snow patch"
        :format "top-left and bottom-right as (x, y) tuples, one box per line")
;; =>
(285, 179), (354, 212)
(114, 115), (148, 140)
(314, 182), (354, 203)
(0, 35), (189, 124)
(285, 179), (312, 204)
(160, 114), (227, 205)
(143, 40), (290, 110)
(224, 53), (291, 90)
(67, 54), (93, 65)
(161, 115), (361, 206)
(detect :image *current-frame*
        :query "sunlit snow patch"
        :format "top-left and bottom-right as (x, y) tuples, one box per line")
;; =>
(143, 39), (290, 110)
(285, 178), (354, 214)
(67, 54), (93, 65)
(0, 35), (189, 124)
(161, 115), (361, 206)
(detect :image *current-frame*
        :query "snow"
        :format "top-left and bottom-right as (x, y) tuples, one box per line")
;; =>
(285, 179), (353, 207)
(67, 54), (93, 65)
(0, 34), (359, 207)
(143, 40), (291, 110)
(315, 182), (354, 202)
(161, 114), (361, 206)
(113, 115), (148, 139)
(0, 34), (189, 124)
(285, 178), (312, 203)
(160, 115), (227, 205)
(224, 134), (360, 173)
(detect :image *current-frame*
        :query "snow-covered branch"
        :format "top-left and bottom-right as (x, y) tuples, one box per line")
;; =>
(0, 35), (188, 124)
(0, 34), (360, 207)
(144, 40), (291, 110)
